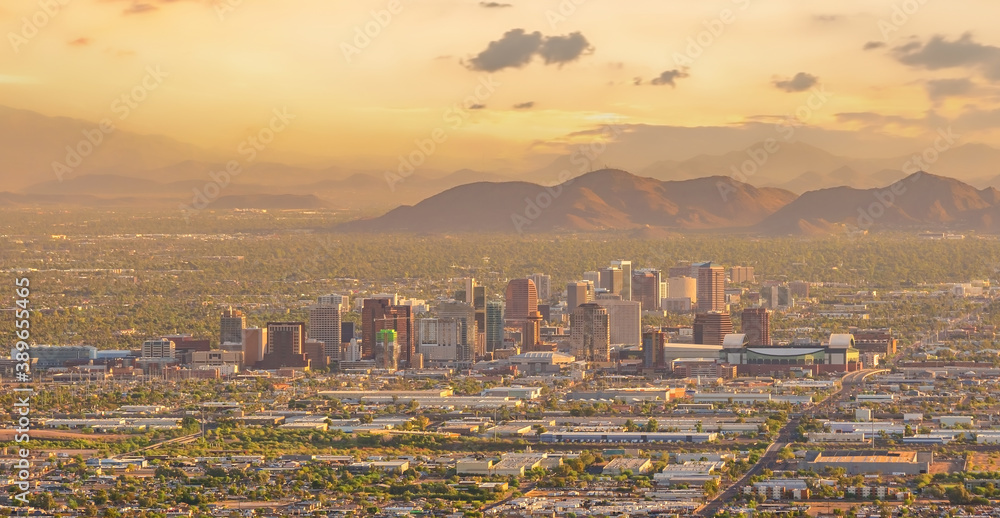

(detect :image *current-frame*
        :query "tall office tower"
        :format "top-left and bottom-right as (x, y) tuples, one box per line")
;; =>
(566, 281), (594, 310)
(142, 338), (175, 359)
(570, 303), (610, 362)
(696, 262), (726, 312)
(760, 285), (778, 309)
(309, 302), (342, 362)
(599, 266), (624, 296)
(632, 269), (661, 311)
(777, 285), (793, 307)
(473, 285), (486, 341)
(504, 278), (538, 323)
(693, 312), (733, 346)
(528, 273), (551, 301)
(486, 301), (504, 352)
(741, 307), (771, 346)
(437, 300), (476, 362)
(610, 260), (632, 300)
(361, 298), (395, 360)
(596, 298), (642, 346)
(241, 328), (266, 367)
(463, 277), (476, 304)
(266, 322), (305, 356)
(303, 339), (327, 367)
(729, 266), (755, 284)
(375, 306), (414, 367)
(220, 307), (246, 345)
(667, 277), (698, 305)
(537, 304), (551, 322)
(642, 330), (668, 370)
(343, 338), (362, 362)
(375, 329), (398, 370)
(318, 293), (349, 308)
(583, 270), (602, 286)
(341, 322), (356, 344)
(523, 311), (543, 351)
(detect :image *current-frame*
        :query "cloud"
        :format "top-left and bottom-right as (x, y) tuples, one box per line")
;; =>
(893, 33), (1000, 79)
(773, 72), (818, 92)
(479, 1), (512, 7)
(513, 101), (535, 109)
(835, 112), (925, 128)
(954, 107), (1000, 130)
(649, 69), (689, 87)
(123, 3), (158, 15)
(863, 41), (886, 51)
(68, 37), (91, 46)
(468, 103), (486, 110)
(925, 78), (973, 100)
(538, 32), (592, 65)
(466, 29), (593, 71)
(467, 29), (543, 71)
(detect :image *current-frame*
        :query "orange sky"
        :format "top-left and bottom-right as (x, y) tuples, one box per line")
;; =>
(4, 0), (1000, 171)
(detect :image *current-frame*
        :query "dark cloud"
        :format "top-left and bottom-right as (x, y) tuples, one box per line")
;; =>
(926, 78), (973, 100)
(479, 1), (512, 7)
(68, 37), (91, 46)
(468, 103), (486, 110)
(513, 101), (535, 109)
(773, 72), (818, 92)
(466, 29), (592, 71)
(893, 33), (1000, 79)
(538, 32), (592, 65)
(467, 29), (543, 71)
(649, 69), (689, 87)
(863, 41), (886, 51)
(123, 3), (158, 14)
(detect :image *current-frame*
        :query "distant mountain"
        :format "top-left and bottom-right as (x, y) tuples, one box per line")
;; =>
(337, 169), (796, 233)
(757, 172), (1000, 234)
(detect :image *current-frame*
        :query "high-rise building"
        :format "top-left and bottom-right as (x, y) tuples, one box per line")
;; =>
(611, 260), (632, 300)
(595, 298), (642, 346)
(318, 293), (349, 308)
(789, 281), (810, 298)
(220, 307), (246, 345)
(362, 299), (415, 364)
(142, 339), (175, 359)
(473, 285), (486, 345)
(523, 310), (543, 351)
(696, 262), (726, 312)
(258, 322), (310, 369)
(570, 303), (610, 362)
(583, 270), (601, 286)
(667, 276), (698, 304)
(566, 280), (594, 310)
(309, 301), (342, 363)
(668, 263), (697, 278)
(599, 266), (624, 297)
(741, 307), (771, 346)
(437, 301), (476, 362)
(729, 266), (755, 284)
(242, 328), (266, 367)
(642, 330), (668, 369)
(486, 301), (504, 352)
(341, 322), (356, 344)
(693, 312), (733, 346)
(464, 277), (476, 304)
(528, 273), (551, 301)
(504, 278), (538, 323)
(633, 269), (661, 311)
(375, 329), (398, 370)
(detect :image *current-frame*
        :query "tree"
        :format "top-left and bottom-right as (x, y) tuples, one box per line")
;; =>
(645, 418), (658, 433)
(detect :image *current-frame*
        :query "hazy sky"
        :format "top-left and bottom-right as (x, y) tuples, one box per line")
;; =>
(5, 0), (1000, 171)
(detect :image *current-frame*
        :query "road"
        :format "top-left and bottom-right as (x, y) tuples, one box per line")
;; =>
(696, 368), (885, 517)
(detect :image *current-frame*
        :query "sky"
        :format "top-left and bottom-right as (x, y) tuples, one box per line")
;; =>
(4, 0), (1000, 173)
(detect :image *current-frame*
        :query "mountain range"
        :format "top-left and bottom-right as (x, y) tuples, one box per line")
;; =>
(339, 169), (1000, 235)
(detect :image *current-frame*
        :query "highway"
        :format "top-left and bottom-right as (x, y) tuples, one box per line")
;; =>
(696, 368), (885, 517)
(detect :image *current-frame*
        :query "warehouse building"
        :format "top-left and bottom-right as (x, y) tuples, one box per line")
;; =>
(803, 450), (931, 475)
